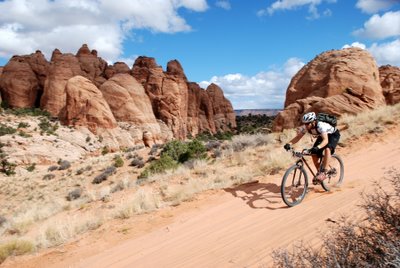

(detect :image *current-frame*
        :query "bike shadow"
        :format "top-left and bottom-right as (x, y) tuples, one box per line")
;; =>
(224, 181), (286, 210)
(225, 180), (320, 210)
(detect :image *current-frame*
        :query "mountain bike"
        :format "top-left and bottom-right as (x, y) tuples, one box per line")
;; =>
(281, 148), (344, 207)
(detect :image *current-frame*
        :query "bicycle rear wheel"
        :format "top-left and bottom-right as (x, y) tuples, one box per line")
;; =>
(281, 165), (308, 207)
(321, 154), (344, 191)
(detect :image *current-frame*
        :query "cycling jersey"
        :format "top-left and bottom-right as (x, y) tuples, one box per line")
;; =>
(298, 121), (336, 136)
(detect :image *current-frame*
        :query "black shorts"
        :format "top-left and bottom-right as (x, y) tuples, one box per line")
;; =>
(313, 130), (340, 157)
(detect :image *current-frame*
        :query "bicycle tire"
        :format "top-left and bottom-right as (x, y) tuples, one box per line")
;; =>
(321, 154), (344, 191)
(281, 164), (308, 207)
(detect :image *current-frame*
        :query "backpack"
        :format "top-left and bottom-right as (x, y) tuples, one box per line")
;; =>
(316, 113), (337, 127)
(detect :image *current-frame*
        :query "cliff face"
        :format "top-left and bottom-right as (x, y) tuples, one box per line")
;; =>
(0, 44), (236, 143)
(273, 48), (389, 131)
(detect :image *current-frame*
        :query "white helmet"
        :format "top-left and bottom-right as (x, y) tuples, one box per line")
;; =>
(302, 112), (316, 123)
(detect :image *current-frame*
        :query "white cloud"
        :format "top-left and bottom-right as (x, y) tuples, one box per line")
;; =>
(342, 42), (367, 49)
(258, 0), (337, 19)
(353, 11), (400, 39)
(215, 0), (231, 10)
(369, 39), (400, 66)
(0, 0), (208, 63)
(199, 58), (305, 109)
(356, 0), (399, 14)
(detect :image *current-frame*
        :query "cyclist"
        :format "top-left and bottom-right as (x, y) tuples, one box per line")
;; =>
(283, 112), (340, 182)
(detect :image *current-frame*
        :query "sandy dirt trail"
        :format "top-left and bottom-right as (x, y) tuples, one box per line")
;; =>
(4, 130), (400, 268)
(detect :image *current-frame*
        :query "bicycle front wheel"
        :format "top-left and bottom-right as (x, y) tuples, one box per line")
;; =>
(321, 154), (344, 191)
(281, 165), (308, 207)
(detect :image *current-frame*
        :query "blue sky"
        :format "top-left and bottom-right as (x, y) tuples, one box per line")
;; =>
(0, 0), (399, 109)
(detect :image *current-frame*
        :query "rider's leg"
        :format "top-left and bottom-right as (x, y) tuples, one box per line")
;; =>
(312, 155), (320, 171)
(321, 147), (331, 172)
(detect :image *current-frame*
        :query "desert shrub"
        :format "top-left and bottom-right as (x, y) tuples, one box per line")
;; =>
(26, 163), (36, 172)
(43, 174), (56, 180)
(58, 160), (71, 170)
(139, 155), (178, 179)
(5, 107), (50, 117)
(101, 146), (109, 155)
(0, 124), (17, 137)
(92, 166), (116, 184)
(18, 130), (32, 138)
(47, 165), (58, 172)
(0, 159), (16, 176)
(76, 166), (91, 175)
(272, 169), (400, 268)
(38, 118), (58, 135)
(113, 155), (124, 168)
(161, 140), (188, 162)
(66, 188), (82, 201)
(180, 139), (207, 162)
(130, 158), (145, 168)
(17, 122), (30, 128)
(0, 240), (35, 264)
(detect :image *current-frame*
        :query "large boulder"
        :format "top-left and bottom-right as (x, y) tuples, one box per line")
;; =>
(0, 51), (49, 108)
(64, 76), (117, 133)
(274, 48), (385, 131)
(99, 73), (162, 144)
(379, 65), (400, 105)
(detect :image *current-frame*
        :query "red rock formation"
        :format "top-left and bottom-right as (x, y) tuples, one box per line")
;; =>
(379, 65), (400, 105)
(187, 82), (216, 136)
(76, 44), (108, 87)
(207, 83), (237, 132)
(64, 76), (117, 133)
(99, 73), (161, 142)
(41, 49), (83, 117)
(132, 57), (189, 139)
(273, 48), (386, 131)
(132, 57), (235, 139)
(0, 51), (49, 108)
(0, 45), (236, 140)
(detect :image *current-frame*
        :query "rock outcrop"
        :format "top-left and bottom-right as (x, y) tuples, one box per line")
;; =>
(64, 76), (117, 133)
(0, 51), (49, 108)
(274, 48), (386, 131)
(100, 74), (161, 144)
(379, 65), (400, 105)
(0, 44), (236, 143)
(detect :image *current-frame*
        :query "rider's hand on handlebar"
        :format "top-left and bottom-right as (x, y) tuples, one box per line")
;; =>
(284, 143), (291, 151)
(309, 146), (319, 154)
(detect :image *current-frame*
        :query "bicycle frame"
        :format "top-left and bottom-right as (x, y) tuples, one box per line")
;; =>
(293, 151), (319, 179)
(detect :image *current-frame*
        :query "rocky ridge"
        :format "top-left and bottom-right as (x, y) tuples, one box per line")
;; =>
(0, 44), (236, 147)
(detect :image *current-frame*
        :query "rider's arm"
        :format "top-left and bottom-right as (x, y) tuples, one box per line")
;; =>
(289, 132), (305, 145)
(317, 132), (329, 149)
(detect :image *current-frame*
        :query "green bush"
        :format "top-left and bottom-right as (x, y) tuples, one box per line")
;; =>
(0, 124), (17, 137)
(114, 155), (124, 168)
(0, 159), (16, 176)
(139, 155), (178, 178)
(101, 146), (109, 155)
(26, 163), (36, 172)
(6, 107), (51, 117)
(161, 140), (188, 162)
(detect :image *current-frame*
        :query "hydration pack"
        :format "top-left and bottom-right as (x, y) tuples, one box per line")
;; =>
(316, 113), (337, 127)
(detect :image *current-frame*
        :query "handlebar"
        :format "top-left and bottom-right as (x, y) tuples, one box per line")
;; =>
(286, 147), (311, 157)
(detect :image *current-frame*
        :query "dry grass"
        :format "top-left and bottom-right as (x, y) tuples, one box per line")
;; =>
(0, 103), (399, 263)
(0, 240), (35, 264)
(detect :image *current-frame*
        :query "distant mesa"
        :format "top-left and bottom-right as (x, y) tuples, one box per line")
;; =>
(273, 47), (400, 131)
(235, 109), (281, 116)
(0, 44), (236, 146)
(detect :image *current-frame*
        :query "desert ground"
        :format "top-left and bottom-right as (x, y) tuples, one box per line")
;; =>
(2, 120), (399, 267)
